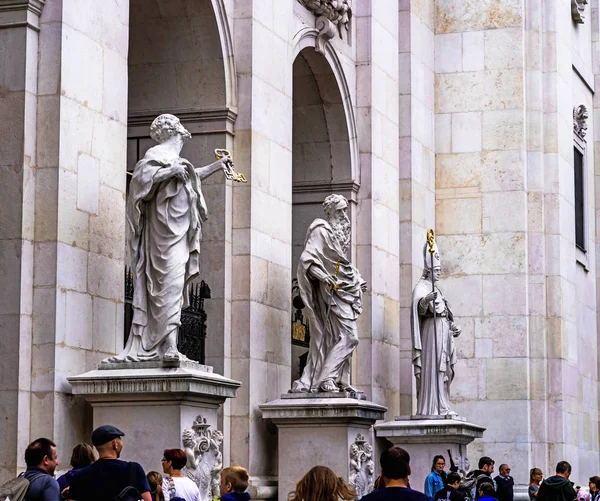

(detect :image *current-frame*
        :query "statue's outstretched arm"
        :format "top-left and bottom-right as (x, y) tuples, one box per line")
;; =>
(195, 160), (224, 180)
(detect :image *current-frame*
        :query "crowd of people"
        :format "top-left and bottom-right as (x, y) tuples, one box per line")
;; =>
(4, 426), (597, 501)
(9, 425), (250, 501)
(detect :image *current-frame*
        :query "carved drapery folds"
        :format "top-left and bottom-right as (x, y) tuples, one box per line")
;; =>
(348, 434), (374, 499)
(572, 0), (588, 23)
(298, 0), (352, 53)
(574, 104), (588, 140)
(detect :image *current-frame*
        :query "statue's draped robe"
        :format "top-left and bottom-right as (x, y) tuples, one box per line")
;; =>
(292, 219), (365, 391)
(411, 276), (457, 415)
(119, 149), (207, 359)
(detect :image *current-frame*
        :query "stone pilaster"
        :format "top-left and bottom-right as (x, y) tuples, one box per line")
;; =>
(0, 0), (44, 481)
(353, 1), (401, 414)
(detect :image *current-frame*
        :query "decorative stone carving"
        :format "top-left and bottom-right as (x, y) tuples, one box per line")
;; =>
(348, 434), (374, 498)
(104, 114), (244, 364)
(182, 416), (224, 501)
(290, 194), (367, 393)
(572, 0), (588, 23)
(412, 231), (461, 416)
(574, 104), (588, 139)
(297, 0), (352, 53)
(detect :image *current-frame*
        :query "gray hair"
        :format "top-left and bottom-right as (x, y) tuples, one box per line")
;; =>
(150, 114), (181, 143)
(323, 194), (348, 218)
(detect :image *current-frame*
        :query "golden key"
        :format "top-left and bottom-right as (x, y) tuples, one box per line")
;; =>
(215, 149), (247, 183)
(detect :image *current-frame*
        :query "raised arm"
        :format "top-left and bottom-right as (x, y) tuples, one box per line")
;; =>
(195, 159), (224, 180)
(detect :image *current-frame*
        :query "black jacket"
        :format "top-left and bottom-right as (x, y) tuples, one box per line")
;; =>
(435, 485), (469, 501)
(537, 476), (577, 501)
(494, 476), (514, 501)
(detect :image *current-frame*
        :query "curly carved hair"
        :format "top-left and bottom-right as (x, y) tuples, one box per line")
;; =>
(289, 466), (356, 501)
(150, 114), (190, 143)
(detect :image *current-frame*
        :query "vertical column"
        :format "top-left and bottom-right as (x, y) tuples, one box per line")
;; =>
(0, 0), (42, 481)
(354, 1), (401, 412)
(32, 0), (128, 453)
(230, 0), (293, 490)
(398, 0), (436, 415)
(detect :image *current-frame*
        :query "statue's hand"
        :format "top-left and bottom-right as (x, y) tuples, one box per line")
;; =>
(451, 323), (461, 337)
(172, 163), (189, 182)
(326, 275), (338, 289)
(360, 281), (368, 292)
(423, 290), (437, 303)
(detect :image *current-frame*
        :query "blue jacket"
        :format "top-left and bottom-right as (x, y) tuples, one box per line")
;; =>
(23, 467), (60, 501)
(425, 471), (446, 498)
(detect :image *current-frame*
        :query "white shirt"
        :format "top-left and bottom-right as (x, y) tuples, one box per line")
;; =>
(162, 475), (201, 501)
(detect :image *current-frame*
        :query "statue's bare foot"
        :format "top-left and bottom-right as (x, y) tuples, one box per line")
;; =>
(289, 381), (309, 393)
(319, 379), (339, 392)
(163, 347), (182, 361)
(339, 383), (361, 393)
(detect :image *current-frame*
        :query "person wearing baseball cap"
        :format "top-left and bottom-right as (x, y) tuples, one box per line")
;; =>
(64, 425), (151, 501)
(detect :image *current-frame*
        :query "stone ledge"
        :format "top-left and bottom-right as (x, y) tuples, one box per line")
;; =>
(375, 416), (485, 445)
(68, 366), (241, 405)
(260, 396), (387, 425)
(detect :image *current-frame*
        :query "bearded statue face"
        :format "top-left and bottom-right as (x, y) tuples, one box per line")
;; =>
(327, 206), (351, 254)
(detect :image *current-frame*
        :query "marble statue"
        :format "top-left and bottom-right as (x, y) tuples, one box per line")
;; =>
(181, 416), (224, 501)
(107, 114), (229, 363)
(348, 434), (375, 498)
(290, 194), (367, 393)
(411, 235), (461, 416)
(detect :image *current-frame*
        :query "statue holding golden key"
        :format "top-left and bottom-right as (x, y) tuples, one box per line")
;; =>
(106, 114), (246, 363)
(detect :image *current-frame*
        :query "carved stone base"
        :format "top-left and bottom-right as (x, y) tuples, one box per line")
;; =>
(68, 364), (240, 475)
(260, 395), (387, 501)
(375, 416), (485, 492)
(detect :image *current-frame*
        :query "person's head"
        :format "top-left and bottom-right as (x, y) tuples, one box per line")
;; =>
(323, 194), (350, 254)
(162, 449), (187, 475)
(150, 114), (192, 144)
(220, 466), (250, 497)
(25, 438), (58, 475)
(92, 425), (125, 458)
(147, 471), (165, 501)
(530, 468), (543, 484)
(380, 446), (411, 480)
(432, 455), (446, 473)
(289, 465), (355, 501)
(447, 472), (461, 488)
(479, 483), (495, 498)
(556, 461), (572, 479)
(499, 464), (511, 477)
(70, 443), (95, 469)
(478, 457), (495, 474)
(589, 477), (600, 492)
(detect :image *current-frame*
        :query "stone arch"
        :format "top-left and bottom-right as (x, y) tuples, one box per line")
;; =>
(290, 36), (359, 382)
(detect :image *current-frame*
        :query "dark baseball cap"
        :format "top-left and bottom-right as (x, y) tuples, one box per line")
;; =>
(91, 425), (125, 446)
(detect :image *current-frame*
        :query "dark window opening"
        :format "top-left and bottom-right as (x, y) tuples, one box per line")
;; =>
(574, 147), (585, 251)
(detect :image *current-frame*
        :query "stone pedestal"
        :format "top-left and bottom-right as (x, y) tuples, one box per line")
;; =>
(260, 393), (387, 501)
(375, 416), (485, 493)
(68, 360), (240, 474)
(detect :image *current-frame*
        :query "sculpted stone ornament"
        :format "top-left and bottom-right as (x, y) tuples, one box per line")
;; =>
(297, 0), (352, 53)
(290, 194), (367, 393)
(573, 104), (588, 139)
(348, 434), (375, 498)
(105, 114), (243, 364)
(572, 0), (588, 23)
(182, 416), (224, 501)
(411, 232), (461, 416)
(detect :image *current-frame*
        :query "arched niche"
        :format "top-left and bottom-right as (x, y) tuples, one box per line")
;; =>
(125, 0), (235, 375)
(291, 46), (358, 381)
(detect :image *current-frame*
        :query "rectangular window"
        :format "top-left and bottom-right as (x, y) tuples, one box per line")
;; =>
(574, 147), (585, 250)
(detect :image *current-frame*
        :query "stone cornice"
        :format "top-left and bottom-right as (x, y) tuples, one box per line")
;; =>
(0, 0), (44, 30)
(128, 107), (237, 137)
(292, 180), (360, 203)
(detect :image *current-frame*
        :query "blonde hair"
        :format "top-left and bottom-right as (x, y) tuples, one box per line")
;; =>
(289, 466), (356, 501)
(147, 471), (165, 501)
(221, 466), (250, 492)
